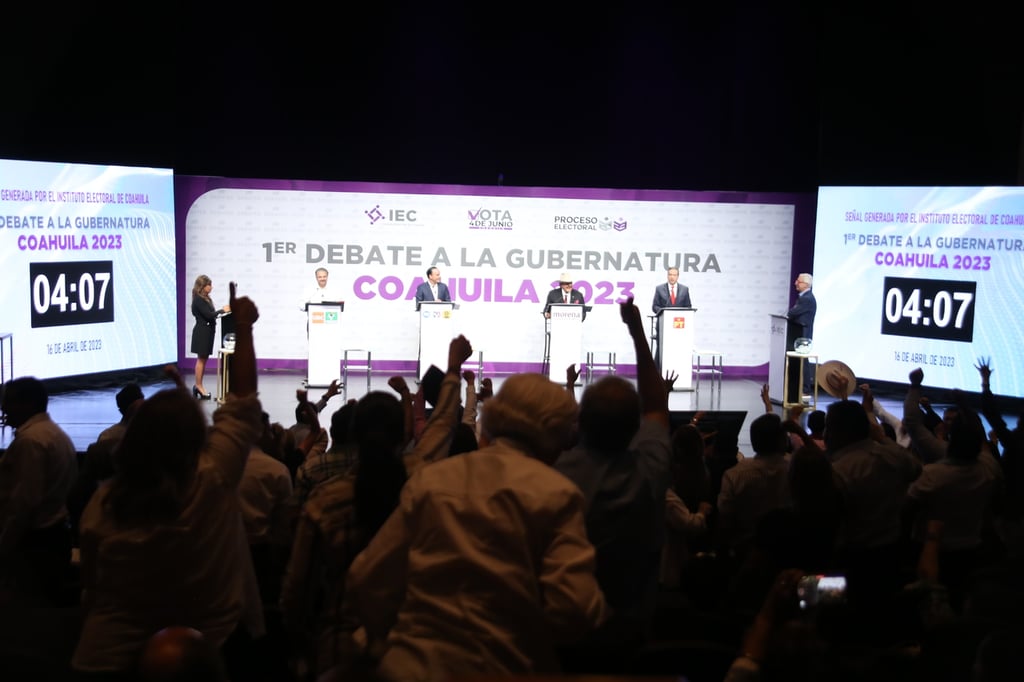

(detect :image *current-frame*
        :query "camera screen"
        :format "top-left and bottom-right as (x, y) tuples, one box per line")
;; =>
(798, 574), (847, 609)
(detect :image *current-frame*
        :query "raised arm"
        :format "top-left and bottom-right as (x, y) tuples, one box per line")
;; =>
(976, 358), (1013, 444)
(388, 375), (415, 449)
(622, 296), (668, 427)
(461, 370), (479, 427)
(204, 283), (262, 487)
(405, 335), (473, 473)
(858, 383), (888, 443)
(903, 368), (946, 463)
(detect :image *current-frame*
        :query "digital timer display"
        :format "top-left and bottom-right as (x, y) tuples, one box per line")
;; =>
(29, 261), (115, 328)
(880, 276), (976, 342)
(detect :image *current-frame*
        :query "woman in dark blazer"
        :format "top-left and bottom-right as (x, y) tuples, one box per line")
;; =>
(190, 274), (229, 399)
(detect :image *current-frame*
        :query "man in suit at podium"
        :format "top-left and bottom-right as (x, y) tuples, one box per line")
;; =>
(544, 272), (586, 320)
(787, 272), (816, 341)
(787, 272), (817, 398)
(415, 267), (451, 305)
(651, 267), (691, 314)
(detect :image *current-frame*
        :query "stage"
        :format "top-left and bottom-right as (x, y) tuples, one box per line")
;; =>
(1, 366), (883, 457)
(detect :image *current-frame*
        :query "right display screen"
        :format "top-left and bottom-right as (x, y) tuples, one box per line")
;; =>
(811, 187), (1024, 396)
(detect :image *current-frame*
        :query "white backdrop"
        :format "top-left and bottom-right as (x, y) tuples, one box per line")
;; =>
(183, 183), (795, 372)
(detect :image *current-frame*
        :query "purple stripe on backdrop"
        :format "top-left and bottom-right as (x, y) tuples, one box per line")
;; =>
(175, 175), (816, 368)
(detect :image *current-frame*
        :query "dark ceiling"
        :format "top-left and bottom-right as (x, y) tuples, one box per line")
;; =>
(3, 3), (1020, 192)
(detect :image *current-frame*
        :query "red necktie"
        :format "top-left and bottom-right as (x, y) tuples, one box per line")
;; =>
(564, 293), (568, 303)
(670, 287), (676, 305)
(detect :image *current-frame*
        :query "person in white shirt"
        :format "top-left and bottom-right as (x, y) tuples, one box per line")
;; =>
(300, 267), (343, 309)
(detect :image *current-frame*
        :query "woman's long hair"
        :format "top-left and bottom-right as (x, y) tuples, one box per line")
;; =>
(104, 389), (206, 525)
(191, 274), (212, 301)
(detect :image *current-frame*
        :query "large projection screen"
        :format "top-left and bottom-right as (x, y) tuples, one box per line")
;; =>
(1, 159), (177, 381)
(179, 178), (800, 375)
(812, 187), (1024, 396)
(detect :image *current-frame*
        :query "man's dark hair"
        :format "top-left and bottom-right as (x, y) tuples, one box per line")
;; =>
(578, 376), (641, 452)
(4, 376), (48, 415)
(750, 413), (785, 455)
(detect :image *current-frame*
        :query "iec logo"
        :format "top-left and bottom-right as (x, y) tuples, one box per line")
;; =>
(365, 204), (385, 224)
(673, 317), (685, 329)
(614, 218), (628, 232)
(325, 312), (338, 322)
(365, 204), (418, 225)
(312, 312), (325, 324)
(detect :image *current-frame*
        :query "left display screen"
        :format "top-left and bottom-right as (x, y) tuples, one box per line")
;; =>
(0, 159), (176, 380)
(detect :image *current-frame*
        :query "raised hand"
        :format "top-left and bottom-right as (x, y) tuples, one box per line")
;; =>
(566, 363), (580, 387)
(975, 357), (993, 383)
(388, 375), (411, 396)
(826, 370), (850, 397)
(448, 334), (473, 371)
(909, 367), (924, 387)
(618, 296), (642, 328)
(859, 382), (874, 412)
(163, 364), (187, 392)
(228, 281), (259, 327)
(324, 379), (341, 400)
(663, 370), (678, 393)
(478, 378), (494, 401)
(462, 369), (475, 385)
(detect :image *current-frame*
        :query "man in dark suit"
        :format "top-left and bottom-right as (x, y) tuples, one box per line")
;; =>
(544, 272), (586, 320)
(787, 272), (816, 340)
(651, 267), (692, 314)
(787, 272), (817, 397)
(415, 266), (451, 306)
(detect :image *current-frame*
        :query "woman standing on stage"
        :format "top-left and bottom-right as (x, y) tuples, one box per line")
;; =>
(190, 275), (229, 399)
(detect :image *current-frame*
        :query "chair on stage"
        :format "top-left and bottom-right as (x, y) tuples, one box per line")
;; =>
(342, 349), (371, 399)
(692, 350), (723, 391)
(585, 351), (617, 383)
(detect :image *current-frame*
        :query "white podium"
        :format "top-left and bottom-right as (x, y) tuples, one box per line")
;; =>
(306, 301), (344, 387)
(768, 313), (789, 404)
(656, 307), (696, 391)
(547, 303), (584, 382)
(418, 301), (456, 381)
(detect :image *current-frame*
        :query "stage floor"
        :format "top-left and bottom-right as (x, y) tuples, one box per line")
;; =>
(1, 367), (883, 455)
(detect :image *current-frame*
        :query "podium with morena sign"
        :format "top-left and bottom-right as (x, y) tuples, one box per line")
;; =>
(656, 307), (696, 391)
(546, 303), (586, 382)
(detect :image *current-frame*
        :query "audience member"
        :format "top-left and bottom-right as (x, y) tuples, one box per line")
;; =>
(72, 282), (264, 676)
(137, 626), (226, 682)
(292, 400), (357, 508)
(238, 420), (294, 604)
(717, 413), (791, 560)
(976, 358), (1024, 520)
(280, 389), (408, 678)
(905, 391), (1004, 610)
(0, 376), (78, 606)
(903, 368), (953, 464)
(345, 344), (606, 680)
(554, 297), (672, 668)
(826, 395), (922, 605)
(96, 383), (145, 445)
(661, 424), (713, 590)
